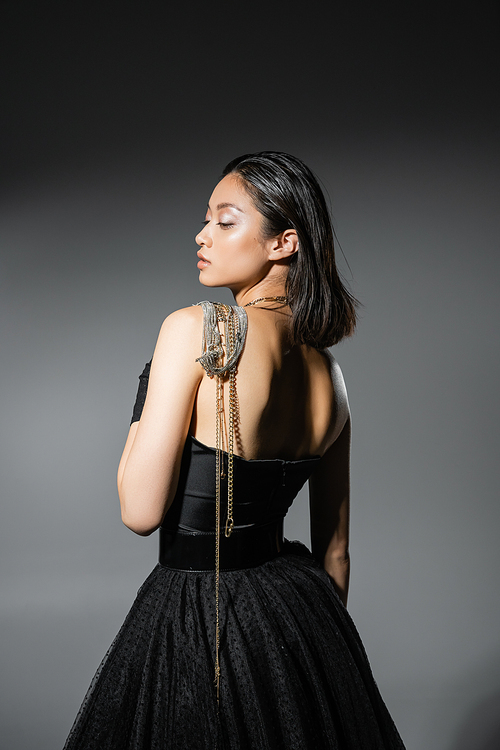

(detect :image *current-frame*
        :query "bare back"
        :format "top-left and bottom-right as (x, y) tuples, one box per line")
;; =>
(191, 306), (349, 461)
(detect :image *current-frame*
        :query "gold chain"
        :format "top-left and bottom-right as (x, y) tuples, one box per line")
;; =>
(244, 295), (288, 307)
(214, 426), (221, 696)
(214, 370), (223, 701)
(194, 301), (247, 705)
(225, 369), (235, 537)
(212, 303), (241, 703)
(225, 311), (236, 537)
(214, 305), (227, 702)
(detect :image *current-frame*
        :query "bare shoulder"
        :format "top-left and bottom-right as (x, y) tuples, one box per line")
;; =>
(159, 305), (204, 338)
(324, 351), (350, 443)
(152, 305), (204, 375)
(312, 350), (348, 396)
(156, 305), (203, 348)
(329, 354), (348, 398)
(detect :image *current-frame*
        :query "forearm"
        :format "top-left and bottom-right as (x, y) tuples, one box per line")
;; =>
(323, 551), (350, 608)
(308, 415), (351, 607)
(117, 417), (186, 536)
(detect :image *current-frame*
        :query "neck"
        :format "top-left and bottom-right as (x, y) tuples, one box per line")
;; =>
(233, 284), (287, 308)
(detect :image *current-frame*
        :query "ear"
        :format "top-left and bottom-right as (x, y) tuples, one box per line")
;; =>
(267, 229), (299, 261)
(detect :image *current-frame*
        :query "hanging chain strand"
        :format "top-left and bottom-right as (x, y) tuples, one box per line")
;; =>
(195, 301), (248, 706)
(214, 307), (227, 703)
(225, 370), (235, 537)
(224, 307), (235, 536)
(214, 372), (223, 701)
(195, 298), (288, 702)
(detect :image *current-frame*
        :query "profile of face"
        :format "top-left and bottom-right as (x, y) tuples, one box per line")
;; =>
(195, 174), (297, 295)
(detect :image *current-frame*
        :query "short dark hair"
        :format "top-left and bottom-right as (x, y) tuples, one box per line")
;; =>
(222, 151), (358, 349)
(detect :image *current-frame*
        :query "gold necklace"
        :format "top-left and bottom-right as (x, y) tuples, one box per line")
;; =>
(244, 295), (288, 307)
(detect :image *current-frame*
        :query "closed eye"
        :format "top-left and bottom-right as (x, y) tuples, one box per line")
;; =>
(217, 222), (234, 229)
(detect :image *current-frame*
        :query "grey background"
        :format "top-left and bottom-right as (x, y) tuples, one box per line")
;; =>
(1, 3), (499, 749)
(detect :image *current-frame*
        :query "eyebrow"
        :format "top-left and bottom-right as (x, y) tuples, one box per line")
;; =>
(207, 202), (244, 213)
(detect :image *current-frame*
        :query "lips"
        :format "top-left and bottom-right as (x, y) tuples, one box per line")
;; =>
(197, 251), (210, 268)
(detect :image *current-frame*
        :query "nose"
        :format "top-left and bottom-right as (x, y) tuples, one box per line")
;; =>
(195, 225), (212, 247)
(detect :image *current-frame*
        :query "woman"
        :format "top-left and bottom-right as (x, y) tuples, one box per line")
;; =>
(64, 152), (405, 749)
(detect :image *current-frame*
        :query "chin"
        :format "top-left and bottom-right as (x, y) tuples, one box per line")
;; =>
(199, 273), (224, 288)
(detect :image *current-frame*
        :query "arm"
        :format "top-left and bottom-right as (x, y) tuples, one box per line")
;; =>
(117, 306), (204, 536)
(308, 415), (351, 607)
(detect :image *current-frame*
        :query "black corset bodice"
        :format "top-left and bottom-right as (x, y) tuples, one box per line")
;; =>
(163, 434), (320, 534)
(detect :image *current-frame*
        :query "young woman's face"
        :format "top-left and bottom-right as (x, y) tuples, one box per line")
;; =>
(195, 174), (273, 292)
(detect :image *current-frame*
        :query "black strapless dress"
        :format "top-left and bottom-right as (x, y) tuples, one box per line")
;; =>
(63, 363), (405, 750)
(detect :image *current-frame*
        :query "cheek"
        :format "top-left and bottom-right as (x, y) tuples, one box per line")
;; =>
(226, 230), (266, 263)
(230, 246), (266, 276)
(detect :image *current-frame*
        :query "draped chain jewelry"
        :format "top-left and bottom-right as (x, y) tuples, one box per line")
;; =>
(195, 301), (248, 702)
(194, 297), (287, 702)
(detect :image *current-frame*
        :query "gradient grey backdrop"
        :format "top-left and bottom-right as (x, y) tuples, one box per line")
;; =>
(1, 3), (499, 749)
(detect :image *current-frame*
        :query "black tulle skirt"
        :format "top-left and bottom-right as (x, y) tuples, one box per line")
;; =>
(63, 541), (405, 749)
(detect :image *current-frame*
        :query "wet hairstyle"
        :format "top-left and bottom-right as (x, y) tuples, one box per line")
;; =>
(222, 151), (358, 350)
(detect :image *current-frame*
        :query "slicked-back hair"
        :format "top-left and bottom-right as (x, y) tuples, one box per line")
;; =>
(222, 151), (358, 350)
